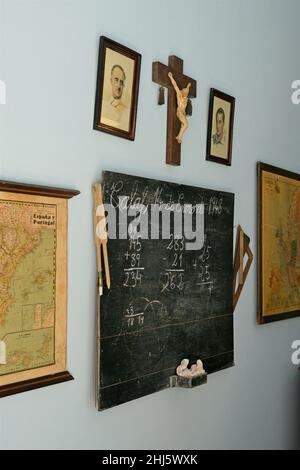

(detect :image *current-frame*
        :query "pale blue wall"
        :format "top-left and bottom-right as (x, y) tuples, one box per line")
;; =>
(0, 0), (300, 450)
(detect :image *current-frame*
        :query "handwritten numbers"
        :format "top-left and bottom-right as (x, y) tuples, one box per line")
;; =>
(123, 235), (144, 288)
(208, 197), (223, 215)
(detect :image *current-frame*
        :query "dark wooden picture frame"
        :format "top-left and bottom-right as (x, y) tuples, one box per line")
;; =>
(93, 36), (141, 140)
(206, 88), (235, 166)
(0, 180), (79, 398)
(258, 162), (300, 324)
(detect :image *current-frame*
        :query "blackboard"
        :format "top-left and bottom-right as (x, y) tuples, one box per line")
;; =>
(97, 170), (234, 410)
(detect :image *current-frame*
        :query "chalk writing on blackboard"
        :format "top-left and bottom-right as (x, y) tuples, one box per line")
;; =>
(101, 178), (205, 250)
(97, 171), (234, 411)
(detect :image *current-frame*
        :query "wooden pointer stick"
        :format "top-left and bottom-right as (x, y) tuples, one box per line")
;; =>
(102, 241), (110, 289)
(98, 186), (111, 289)
(93, 183), (111, 294)
(93, 184), (103, 295)
(93, 183), (111, 291)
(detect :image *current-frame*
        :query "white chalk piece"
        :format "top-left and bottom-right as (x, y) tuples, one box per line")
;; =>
(0, 340), (6, 364)
(0, 80), (6, 104)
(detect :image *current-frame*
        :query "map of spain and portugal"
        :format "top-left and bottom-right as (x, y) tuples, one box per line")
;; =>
(0, 199), (56, 377)
(263, 171), (300, 318)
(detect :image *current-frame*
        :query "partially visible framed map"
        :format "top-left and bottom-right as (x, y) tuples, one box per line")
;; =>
(0, 180), (79, 397)
(258, 162), (300, 323)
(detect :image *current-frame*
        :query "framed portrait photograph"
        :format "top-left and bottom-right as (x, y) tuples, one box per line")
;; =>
(0, 180), (79, 397)
(258, 162), (300, 324)
(206, 88), (235, 166)
(93, 36), (141, 140)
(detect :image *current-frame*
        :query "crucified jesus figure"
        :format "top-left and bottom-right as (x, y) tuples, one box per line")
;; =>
(168, 72), (191, 144)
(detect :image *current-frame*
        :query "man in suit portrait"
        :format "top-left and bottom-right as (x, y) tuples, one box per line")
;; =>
(212, 107), (226, 145)
(101, 64), (130, 131)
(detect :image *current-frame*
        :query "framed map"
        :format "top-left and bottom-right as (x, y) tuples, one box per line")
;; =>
(0, 180), (79, 397)
(258, 162), (300, 323)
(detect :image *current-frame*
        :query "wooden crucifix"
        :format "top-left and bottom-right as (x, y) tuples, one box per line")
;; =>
(152, 56), (197, 166)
